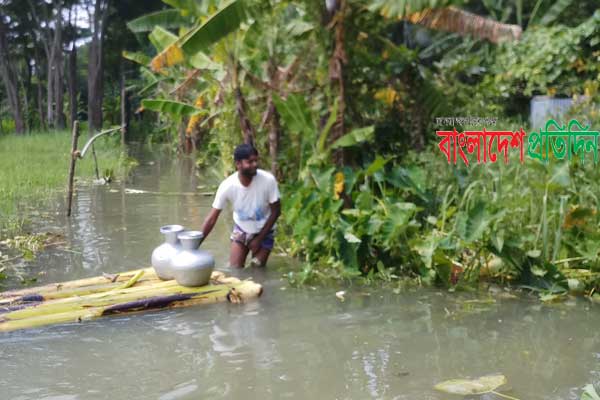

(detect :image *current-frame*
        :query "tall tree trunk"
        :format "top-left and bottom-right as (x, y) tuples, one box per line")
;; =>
(54, 2), (65, 129)
(329, 0), (348, 166)
(87, 0), (110, 136)
(266, 58), (281, 178)
(68, 43), (77, 127)
(24, 60), (33, 131)
(55, 48), (65, 127)
(268, 99), (281, 178)
(46, 56), (55, 127)
(34, 47), (47, 130)
(21, 79), (30, 132)
(231, 62), (255, 146)
(0, 19), (25, 134)
(120, 61), (129, 148)
(28, 0), (64, 129)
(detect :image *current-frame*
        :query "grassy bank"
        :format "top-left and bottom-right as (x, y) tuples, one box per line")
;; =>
(0, 129), (129, 239)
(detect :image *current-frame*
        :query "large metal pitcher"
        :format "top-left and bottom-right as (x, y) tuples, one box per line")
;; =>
(151, 225), (184, 280)
(171, 231), (215, 287)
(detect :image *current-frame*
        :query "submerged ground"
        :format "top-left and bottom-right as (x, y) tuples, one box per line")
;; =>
(1, 151), (599, 400)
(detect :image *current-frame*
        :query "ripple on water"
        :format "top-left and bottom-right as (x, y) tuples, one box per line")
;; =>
(5, 154), (600, 400)
(159, 380), (199, 400)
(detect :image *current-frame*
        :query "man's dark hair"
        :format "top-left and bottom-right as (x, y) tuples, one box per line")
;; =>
(234, 143), (258, 161)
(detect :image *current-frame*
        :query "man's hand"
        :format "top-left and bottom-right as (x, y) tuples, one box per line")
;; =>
(248, 236), (262, 255)
(200, 208), (221, 242)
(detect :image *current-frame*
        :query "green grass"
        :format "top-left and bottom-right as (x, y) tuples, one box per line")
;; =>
(0, 129), (128, 238)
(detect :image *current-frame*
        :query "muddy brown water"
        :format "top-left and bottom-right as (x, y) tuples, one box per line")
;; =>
(1, 151), (599, 400)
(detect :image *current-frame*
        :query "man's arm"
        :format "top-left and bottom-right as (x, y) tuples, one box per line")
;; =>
(249, 200), (281, 251)
(200, 207), (222, 242)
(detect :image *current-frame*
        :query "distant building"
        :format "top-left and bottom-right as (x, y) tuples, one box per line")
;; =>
(530, 95), (590, 129)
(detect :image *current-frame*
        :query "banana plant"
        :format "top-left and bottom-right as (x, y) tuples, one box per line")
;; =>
(123, 0), (250, 152)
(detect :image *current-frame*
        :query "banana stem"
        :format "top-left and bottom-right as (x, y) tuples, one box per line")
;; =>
(120, 270), (144, 289)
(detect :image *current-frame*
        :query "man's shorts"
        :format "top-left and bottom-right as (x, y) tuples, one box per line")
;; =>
(230, 223), (275, 250)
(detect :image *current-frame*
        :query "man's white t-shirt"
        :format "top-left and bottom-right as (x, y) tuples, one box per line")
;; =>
(212, 169), (280, 234)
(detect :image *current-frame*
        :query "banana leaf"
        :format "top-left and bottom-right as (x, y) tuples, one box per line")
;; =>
(127, 10), (191, 33)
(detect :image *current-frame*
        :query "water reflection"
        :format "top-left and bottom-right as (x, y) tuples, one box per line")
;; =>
(1, 150), (599, 399)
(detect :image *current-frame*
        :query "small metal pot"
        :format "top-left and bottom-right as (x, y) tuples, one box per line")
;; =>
(151, 225), (184, 280)
(171, 231), (215, 287)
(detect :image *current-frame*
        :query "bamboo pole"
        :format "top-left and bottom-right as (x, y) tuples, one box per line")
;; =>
(66, 120), (79, 216)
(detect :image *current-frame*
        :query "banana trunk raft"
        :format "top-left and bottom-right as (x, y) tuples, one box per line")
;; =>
(0, 268), (263, 333)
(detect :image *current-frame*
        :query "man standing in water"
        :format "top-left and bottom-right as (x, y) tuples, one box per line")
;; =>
(200, 144), (281, 268)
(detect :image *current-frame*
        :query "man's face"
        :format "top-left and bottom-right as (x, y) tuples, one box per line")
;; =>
(237, 154), (258, 177)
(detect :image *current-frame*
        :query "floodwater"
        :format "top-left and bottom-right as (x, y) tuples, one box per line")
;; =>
(1, 149), (599, 400)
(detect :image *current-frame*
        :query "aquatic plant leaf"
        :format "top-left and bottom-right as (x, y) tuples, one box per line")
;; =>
(365, 155), (388, 177)
(344, 232), (361, 244)
(434, 374), (507, 395)
(456, 200), (490, 243)
(581, 384), (600, 400)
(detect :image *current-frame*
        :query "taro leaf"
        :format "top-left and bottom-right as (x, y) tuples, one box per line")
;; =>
(456, 200), (490, 243)
(381, 202), (416, 243)
(386, 165), (430, 203)
(309, 166), (336, 192)
(365, 155), (389, 177)
(434, 374), (507, 396)
(527, 249), (541, 258)
(531, 264), (547, 277)
(337, 230), (359, 271)
(330, 126), (374, 149)
(344, 231), (362, 243)
(581, 384), (600, 400)
(286, 19), (314, 37)
(411, 230), (441, 269)
(567, 278), (584, 292)
(491, 229), (505, 253)
(341, 166), (359, 193)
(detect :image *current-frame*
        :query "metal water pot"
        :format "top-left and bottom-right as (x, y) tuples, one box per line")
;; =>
(171, 231), (215, 287)
(151, 225), (184, 280)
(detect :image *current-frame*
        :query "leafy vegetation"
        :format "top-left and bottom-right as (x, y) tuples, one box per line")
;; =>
(1, 0), (600, 299)
(117, 0), (600, 299)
